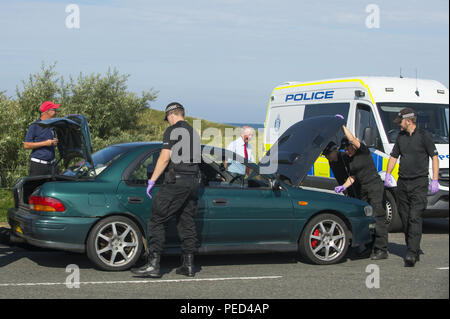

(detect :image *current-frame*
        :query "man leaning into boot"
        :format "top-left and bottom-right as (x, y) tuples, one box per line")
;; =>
(131, 102), (201, 278)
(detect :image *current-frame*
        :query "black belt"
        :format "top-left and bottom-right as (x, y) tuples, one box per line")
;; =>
(174, 171), (199, 176)
(175, 173), (199, 179)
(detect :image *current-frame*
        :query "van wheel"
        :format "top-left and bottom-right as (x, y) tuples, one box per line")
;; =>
(299, 214), (350, 265)
(385, 190), (402, 233)
(86, 216), (143, 271)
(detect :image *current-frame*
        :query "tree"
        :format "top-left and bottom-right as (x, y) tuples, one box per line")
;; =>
(63, 68), (158, 140)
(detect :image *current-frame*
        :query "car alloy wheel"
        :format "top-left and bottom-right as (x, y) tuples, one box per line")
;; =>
(299, 214), (349, 265)
(309, 220), (346, 262)
(95, 221), (139, 266)
(87, 216), (143, 271)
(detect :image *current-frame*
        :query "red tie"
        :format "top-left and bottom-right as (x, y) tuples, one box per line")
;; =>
(244, 143), (249, 175)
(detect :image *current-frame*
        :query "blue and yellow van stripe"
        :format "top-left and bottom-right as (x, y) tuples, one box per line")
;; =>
(306, 150), (399, 179)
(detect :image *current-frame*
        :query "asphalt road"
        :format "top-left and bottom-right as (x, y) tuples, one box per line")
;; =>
(0, 219), (448, 300)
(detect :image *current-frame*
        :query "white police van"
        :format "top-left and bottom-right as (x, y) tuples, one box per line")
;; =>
(264, 77), (449, 231)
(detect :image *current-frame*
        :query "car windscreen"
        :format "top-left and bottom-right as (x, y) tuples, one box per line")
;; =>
(62, 145), (130, 178)
(377, 102), (449, 143)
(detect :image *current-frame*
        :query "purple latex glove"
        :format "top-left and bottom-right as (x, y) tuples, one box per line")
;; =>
(384, 173), (395, 188)
(335, 114), (344, 120)
(429, 180), (439, 195)
(146, 180), (155, 199)
(334, 185), (347, 193)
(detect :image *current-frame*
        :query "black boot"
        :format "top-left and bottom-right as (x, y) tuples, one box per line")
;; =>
(404, 251), (418, 267)
(176, 254), (195, 277)
(370, 250), (389, 260)
(131, 252), (161, 278)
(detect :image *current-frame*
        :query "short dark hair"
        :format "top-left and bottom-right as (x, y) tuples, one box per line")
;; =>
(164, 102), (185, 121)
(394, 107), (417, 124)
(323, 141), (338, 156)
(168, 108), (185, 118)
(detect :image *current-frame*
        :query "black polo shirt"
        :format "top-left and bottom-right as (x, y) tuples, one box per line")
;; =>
(348, 142), (381, 186)
(24, 119), (56, 161)
(162, 120), (200, 174)
(329, 152), (361, 198)
(390, 128), (438, 179)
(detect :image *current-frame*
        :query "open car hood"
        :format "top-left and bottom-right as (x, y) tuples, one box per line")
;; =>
(38, 114), (93, 168)
(259, 115), (345, 186)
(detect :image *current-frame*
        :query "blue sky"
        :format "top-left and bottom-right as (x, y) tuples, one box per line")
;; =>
(0, 0), (448, 123)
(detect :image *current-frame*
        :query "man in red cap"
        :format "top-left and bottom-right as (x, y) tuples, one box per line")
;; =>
(23, 101), (60, 176)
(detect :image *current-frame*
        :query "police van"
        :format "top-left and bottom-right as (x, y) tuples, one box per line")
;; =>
(264, 77), (449, 231)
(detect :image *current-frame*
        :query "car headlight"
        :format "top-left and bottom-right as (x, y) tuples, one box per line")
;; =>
(364, 205), (373, 217)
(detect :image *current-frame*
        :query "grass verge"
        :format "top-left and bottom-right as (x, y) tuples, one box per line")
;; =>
(0, 189), (13, 223)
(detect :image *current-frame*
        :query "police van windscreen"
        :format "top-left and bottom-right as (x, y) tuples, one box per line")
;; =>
(377, 102), (449, 144)
(303, 103), (350, 120)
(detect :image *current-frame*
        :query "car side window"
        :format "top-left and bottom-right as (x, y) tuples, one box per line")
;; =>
(200, 149), (239, 188)
(200, 147), (270, 189)
(128, 151), (163, 185)
(243, 167), (271, 189)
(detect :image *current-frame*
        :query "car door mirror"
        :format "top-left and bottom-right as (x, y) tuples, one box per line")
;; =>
(271, 178), (281, 190)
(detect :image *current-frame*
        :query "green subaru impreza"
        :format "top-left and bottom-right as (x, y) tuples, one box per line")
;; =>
(8, 115), (375, 271)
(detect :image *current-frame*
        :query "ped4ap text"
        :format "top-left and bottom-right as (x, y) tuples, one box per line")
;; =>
(224, 304), (269, 314)
(180, 303), (269, 317)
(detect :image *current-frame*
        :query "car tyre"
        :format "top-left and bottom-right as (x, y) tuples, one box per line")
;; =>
(385, 190), (402, 233)
(299, 213), (350, 265)
(86, 216), (143, 271)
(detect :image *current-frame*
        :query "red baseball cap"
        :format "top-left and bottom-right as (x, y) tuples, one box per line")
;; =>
(40, 101), (60, 113)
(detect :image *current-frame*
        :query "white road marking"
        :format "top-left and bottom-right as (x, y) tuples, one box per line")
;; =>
(0, 275), (282, 287)
(436, 267), (449, 270)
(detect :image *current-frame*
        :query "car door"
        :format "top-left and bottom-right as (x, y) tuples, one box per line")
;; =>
(200, 150), (295, 245)
(116, 149), (208, 248)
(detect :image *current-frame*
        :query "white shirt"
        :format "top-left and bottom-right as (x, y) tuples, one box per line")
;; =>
(226, 137), (255, 175)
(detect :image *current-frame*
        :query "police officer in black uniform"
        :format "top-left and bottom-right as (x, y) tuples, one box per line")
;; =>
(334, 124), (389, 260)
(384, 108), (439, 267)
(131, 102), (201, 278)
(322, 141), (361, 199)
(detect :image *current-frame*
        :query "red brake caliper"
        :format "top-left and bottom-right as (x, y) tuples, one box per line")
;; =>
(311, 229), (320, 248)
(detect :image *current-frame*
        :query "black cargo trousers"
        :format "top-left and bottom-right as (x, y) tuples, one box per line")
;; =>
(397, 176), (428, 255)
(360, 180), (388, 253)
(147, 173), (200, 254)
(29, 161), (55, 176)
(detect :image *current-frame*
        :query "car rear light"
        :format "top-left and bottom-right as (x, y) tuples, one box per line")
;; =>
(29, 196), (66, 212)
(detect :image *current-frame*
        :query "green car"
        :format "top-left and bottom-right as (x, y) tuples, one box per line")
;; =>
(8, 115), (375, 271)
